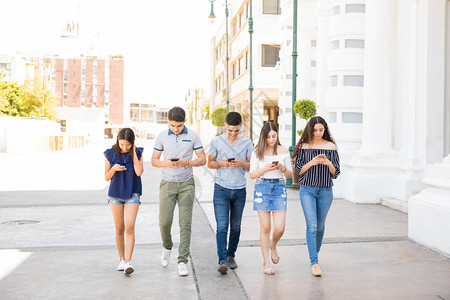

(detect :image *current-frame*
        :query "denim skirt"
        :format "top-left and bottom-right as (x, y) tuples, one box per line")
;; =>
(253, 178), (287, 211)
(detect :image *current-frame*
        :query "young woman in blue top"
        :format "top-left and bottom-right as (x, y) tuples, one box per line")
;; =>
(104, 128), (144, 275)
(293, 116), (340, 277)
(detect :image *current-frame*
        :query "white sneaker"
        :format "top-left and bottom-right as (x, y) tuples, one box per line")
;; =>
(117, 259), (126, 271)
(124, 262), (134, 275)
(161, 248), (171, 267)
(178, 262), (188, 276)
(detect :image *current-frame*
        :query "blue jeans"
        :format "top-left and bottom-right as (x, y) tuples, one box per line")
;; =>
(299, 186), (333, 265)
(213, 183), (246, 263)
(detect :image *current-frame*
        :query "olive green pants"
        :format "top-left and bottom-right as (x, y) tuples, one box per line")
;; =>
(159, 177), (195, 264)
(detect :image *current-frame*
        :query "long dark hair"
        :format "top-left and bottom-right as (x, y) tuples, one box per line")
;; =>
(292, 116), (335, 158)
(254, 122), (281, 160)
(112, 128), (136, 162)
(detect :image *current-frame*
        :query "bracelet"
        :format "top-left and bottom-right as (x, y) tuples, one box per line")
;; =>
(184, 159), (189, 169)
(281, 166), (287, 173)
(257, 170), (263, 177)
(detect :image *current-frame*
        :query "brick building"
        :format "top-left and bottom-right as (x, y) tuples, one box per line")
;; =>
(54, 56), (124, 125)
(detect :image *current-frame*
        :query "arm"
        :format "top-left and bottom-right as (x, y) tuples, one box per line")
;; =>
(133, 145), (144, 176)
(208, 155), (229, 169)
(249, 163), (278, 179)
(191, 148), (207, 167)
(299, 156), (322, 175)
(229, 156), (250, 171)
(151, 149), (173, 168)
(323, 158), (336, 176)
(171, 148), (206, 168)
(277, 163), (292, 179)
(105, 158), (126, 181)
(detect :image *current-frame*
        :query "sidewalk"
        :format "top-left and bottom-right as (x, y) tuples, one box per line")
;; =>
(0, 160), (449, 299)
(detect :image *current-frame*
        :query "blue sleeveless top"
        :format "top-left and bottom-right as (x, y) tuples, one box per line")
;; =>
(104, 147), (144, 199)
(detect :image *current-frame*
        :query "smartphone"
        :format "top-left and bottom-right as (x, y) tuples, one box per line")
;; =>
(272, 161), (279, 165)
(228, 158), (235, 162)
(170, 158), (179, 161)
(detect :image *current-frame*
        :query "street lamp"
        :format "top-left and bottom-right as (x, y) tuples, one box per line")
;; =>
(208, 0), (230, 112)
(209, 0), (254, 141)
(287, 0), (298, 188)
(248, 0), (253, 142)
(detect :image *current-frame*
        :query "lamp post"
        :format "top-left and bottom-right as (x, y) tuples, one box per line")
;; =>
(287, 0), (298, 188)
(40, 55), (54, 118)
(209, 0), (230, 112)
(248, 0), (253, 141)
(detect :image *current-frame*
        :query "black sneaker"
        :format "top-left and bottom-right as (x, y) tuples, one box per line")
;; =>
(227, 256), (238, 269)
(217, 261), (228, 274)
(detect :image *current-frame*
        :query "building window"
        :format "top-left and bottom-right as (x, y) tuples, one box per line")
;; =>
(130, 109), (139, 122)
(263, 0), (281, 15)
(239, 10), (244, 28)
(345, 39), (365, 48)
(330, 75), (338, 87)
(261, 44), (280, 67)
(331, 40), (340, 50)
(344, 75), (364, 87)
(311, 81), (316, 87)
(232, 20), (238, 37)
(311, 40), (317, 48)
(345, 4), (365, 13)
(311, 60), (316, 67)
(285, 124), (292, 130)
(329, 112), (337, 122)
(239, 55), (246, 75)
(332, 6), (340, 15)
(141, 110), (151, 122)
(245, 51), (248, 70)
(342, 112), (363, 123)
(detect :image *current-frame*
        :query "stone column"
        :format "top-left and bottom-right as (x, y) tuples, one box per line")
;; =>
(360, 0), (397, 154)
(316, 0), (331, 117)
(409, 155), (450, 256)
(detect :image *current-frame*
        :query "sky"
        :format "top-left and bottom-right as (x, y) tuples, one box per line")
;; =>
(0, 0), (220, 108)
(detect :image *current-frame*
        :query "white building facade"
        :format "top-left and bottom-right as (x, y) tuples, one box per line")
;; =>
(210, 0), (283, 139)
(279, 0), (450, 256)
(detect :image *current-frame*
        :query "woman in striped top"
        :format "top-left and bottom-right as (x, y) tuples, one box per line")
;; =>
(293, 116), (340, 277)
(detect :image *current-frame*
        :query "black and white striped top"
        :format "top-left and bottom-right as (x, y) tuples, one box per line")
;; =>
(294, 149), (340, 187)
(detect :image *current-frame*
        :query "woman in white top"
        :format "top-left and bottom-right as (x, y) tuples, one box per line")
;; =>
(249, 122), (293, 275)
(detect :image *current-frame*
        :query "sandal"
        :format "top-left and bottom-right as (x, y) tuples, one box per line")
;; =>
(269, 243), (280, 264)
(264, 265), (275, 275)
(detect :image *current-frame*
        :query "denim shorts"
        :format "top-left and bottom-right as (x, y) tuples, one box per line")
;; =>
(253, 178), (287, 211)
(108, 193), (141, 205)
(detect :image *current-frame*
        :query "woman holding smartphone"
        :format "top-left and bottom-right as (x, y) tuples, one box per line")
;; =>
(293, 116), (340, 277)
(104, 128), (144, 275)
(249, 122), (292, 275)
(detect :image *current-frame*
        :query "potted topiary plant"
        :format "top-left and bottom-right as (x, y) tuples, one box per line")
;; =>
(211, 107), (228, 135)
(291, 98), (317, 188)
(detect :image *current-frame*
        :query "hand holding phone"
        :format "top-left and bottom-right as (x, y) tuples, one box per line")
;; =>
(115, 164), (126, 171)
(170, 158), (179, 161)
(272, 161), (279, 166)
(228, 158), (235, 162)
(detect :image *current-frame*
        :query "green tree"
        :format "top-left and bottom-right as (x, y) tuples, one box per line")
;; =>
(293, 98), (317, 136)
(0, 77), (57, 119)
(0, 81), (26, 116)
(211, 107), (228, 127)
